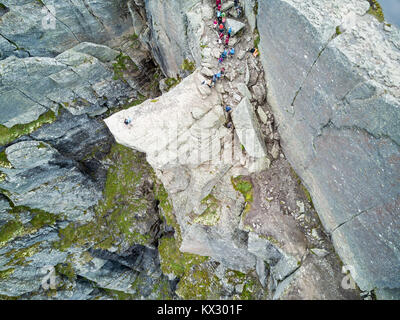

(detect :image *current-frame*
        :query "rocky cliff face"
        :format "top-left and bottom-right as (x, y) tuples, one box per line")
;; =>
(0, 0), (398, 300)
(257, 0), (400, 297)
(0, 0), (172, 299)
(105, 0), (361, 300)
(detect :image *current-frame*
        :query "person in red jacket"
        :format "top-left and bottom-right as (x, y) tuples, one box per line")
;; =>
(225, 34), (230, 46)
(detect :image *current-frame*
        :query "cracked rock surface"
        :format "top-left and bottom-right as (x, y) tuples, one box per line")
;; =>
(257, 0), (400, 295)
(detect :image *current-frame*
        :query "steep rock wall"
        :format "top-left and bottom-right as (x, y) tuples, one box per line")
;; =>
(257, 0), (400, 293)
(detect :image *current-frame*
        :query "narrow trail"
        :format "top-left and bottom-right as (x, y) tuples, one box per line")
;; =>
(198, 0), (263, 129)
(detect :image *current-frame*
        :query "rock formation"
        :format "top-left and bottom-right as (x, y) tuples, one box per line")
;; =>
(257, 0), (400, 297)
(0, 0), (398, 300)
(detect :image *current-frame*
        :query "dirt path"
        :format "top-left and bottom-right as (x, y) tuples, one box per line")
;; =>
(199, 1), (263, 127)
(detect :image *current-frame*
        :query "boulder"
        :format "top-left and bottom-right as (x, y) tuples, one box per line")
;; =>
(226, 19), (246, 36)
(231, 96), (268, 158)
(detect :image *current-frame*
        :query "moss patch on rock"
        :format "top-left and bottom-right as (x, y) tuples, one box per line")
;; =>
(54, 143), (156, 252)
(55, 261), (76, 281)
(193, 193), (221, 226)
(112, 53), (139, 82)
(0, 268), (15, 280)
(158, 236), (208, 279)
(175, 262), (221, 300)
(164, 77), (181, 92)
(231, 176), (253, 218)
(5, 242), (41, 267)
(0, 150), (12, 169)
(181, 59), (196, 73)
(0, 110), (57, 146)
(367, 0), (385, 22)
(0, 220), (24, 248)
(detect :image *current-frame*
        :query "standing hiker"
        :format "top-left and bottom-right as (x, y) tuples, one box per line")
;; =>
(124, 118), (132, 125)
(225, 34), (230, 46)
(221, 49), (228, 59)
(229, 47), (235, 57)
(216, 0), (221, 7)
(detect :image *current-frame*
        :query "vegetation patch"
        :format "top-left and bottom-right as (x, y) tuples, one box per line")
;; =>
(175, 263), (221, 300)
(30, 211), (59, 229)
(367, 0), (384, 22)
(153, 181), (180, 240)
(112, 53), (139, 82)
(0, 150), (12, 169)
(158, 236), (208, 279)
(0, 109), (57, 146)
(0, 220), (24, 248)
(181, 59), (195, 73)
(231, 176), (253, 218)
(164, 77), (181, 92)
(0, 268), (15, 280)
(193, 193), (221, 226)
(54, 143), (155, 252)
(5, 242), (41, 267)
(55, 262), (76, 281)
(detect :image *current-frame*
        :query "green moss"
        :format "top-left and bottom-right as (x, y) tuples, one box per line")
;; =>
(55, 262), (76, 281)
(54, 143), (156, 252)
(367, 0), (384, 22)
(0, 220), (24, 248)
(335, 26), (342, 35)
(0, 268), (15, 280)
(30, 211), (59, 229)
(0, 150), (12, 169)
(112, 53), (138, 82)
(153, 181), (180, 239)
(164, 77), (181, 92)
(0, 109), (57, 146)
(37, 142), (47, 149)
(175, 263), (221, 300)
(0, 294), (19, 300)
(128, 33), (140, 48)
(158, 236), (208, 278)
(240, 278), (257, 300)
(225, 269), (246, 285)
(181, 59), (196, 73)
(152, 278), (173, 300)
(5, 242), (41, 267)
(193, 193), (221, 226)
(231, 176), (253, 219)
(231, 176), (253, 202)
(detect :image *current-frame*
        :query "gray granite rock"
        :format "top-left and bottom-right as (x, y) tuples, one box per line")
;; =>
(0, 0), (136, 59)
(258, 0), (400, 292)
